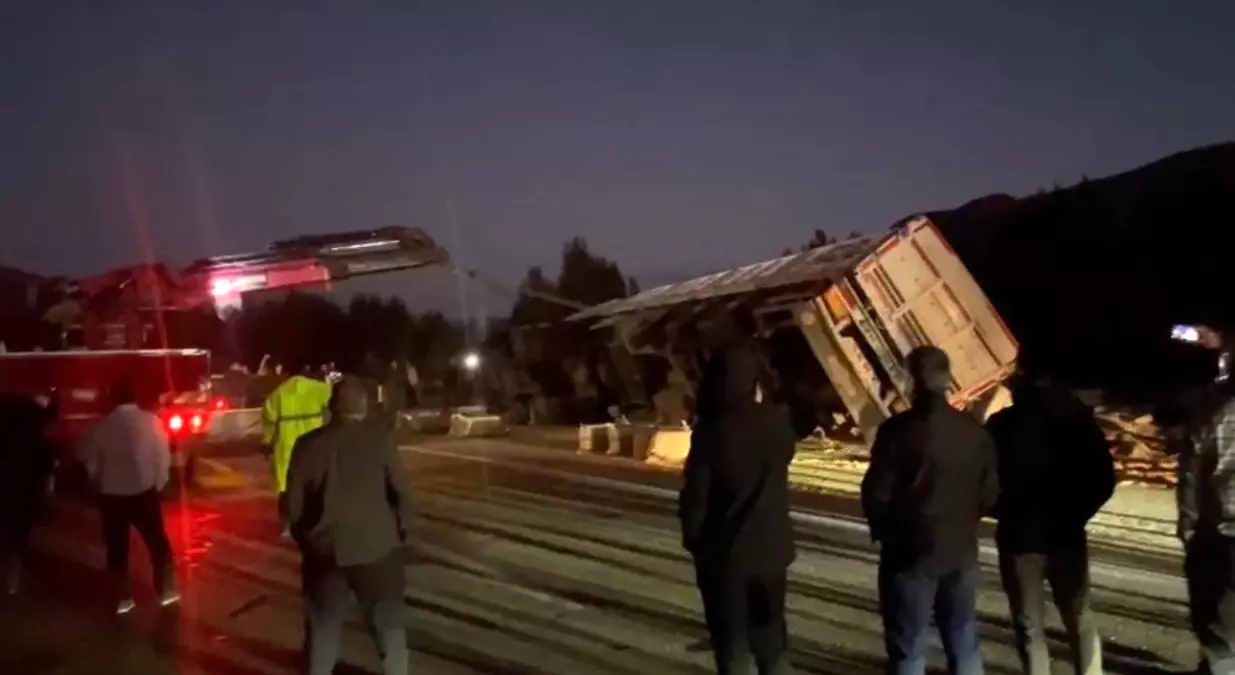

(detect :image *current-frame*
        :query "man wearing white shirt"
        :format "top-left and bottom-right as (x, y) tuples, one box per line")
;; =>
(79, 381), (179, 614)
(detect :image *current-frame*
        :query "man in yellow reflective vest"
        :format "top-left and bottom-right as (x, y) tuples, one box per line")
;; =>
(262, 367), (334, 536)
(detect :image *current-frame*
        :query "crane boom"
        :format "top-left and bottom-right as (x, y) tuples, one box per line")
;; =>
(36, 224), (600, 350)
(45, 226), (450, 349)
(186, 226), (448, 303)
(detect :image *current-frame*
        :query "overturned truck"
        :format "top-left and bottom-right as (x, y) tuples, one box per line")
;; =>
(568, 216), (1019, 443)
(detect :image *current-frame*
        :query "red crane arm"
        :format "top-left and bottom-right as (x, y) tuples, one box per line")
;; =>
(46, 227), (449, 349)
(179, 226), (448, 305)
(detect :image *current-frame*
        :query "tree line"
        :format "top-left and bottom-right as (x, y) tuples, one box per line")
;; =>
(216, 237), (632, 380)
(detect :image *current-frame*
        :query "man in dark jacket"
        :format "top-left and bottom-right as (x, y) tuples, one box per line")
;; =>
(986, 368), (1113, 675)
(679, 344), (799, 675)
(1166, 328), (1235, 675)
(0, 392), (57, 595)
(382, 360), (409, 430)
(862, 346), (999, 675)
(285, 376), (416, 675)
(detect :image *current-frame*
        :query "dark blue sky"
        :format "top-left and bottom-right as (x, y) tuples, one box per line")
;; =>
(3, 1), (1234, 316)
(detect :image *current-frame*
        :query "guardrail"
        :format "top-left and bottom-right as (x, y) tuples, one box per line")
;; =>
(206, 407), (263, 442)
(206, 405), (495, 441)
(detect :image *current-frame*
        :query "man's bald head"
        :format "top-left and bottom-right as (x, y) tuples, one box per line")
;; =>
(330, 376), (369, 421)
(906, 346), (952, 396)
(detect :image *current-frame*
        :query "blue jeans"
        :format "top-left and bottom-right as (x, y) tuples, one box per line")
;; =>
(878, 557), (983, 675)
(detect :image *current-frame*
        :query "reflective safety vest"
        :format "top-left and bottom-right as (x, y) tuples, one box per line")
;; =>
(261, 375), (333, 493)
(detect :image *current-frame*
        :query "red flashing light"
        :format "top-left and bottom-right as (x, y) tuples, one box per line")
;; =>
(167, 414), (184, 433)
(212, 397), (228, 410)
(190, 414), (204, 431)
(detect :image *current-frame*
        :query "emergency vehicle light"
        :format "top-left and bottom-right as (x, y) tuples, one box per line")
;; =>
(165, 412), (206, 436)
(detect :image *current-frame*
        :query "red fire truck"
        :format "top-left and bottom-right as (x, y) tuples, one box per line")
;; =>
(0, 227), (448, 486)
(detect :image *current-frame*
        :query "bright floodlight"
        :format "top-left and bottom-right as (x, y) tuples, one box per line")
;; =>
(210, 278), (233, 297)
(461, 351), (481, 371)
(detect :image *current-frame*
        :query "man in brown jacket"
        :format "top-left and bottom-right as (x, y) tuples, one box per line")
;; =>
(285, 376), (416, 675)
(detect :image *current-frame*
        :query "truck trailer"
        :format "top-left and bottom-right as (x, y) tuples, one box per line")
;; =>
(569, 215), (1019, 441)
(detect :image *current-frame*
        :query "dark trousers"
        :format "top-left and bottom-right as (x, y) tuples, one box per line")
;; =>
(1, 504), (35, 591)
(278, 492), (290, 533)
(998, 546), (1101, 675)
(97, 489), (174, 598)
(878, 557), (983, 675)
(694, 563), (793, 675)
(1185, 530), (1235, 675)
(302, 551), (408, 675)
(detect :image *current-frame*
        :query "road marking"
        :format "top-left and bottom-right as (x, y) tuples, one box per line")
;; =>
(416, 541), (586, 613)
(402, 443), (1189, 603)
(197, 458), (256, 489)
(206, 527), (584, 614)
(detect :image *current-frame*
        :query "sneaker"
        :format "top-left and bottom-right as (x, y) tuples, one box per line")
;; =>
(116, 598), (137, 615)
(159, 590), (181, 607)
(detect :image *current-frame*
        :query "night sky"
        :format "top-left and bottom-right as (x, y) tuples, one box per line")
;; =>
(3, 1), (1234, 318)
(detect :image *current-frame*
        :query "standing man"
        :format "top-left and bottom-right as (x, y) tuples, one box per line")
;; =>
(986, 365), (1114, 675)
(1164, 325), (1235, 675)
(261, 364), (333, 536)
(383, 360), (408, 431)
(285, 376), (416, 675)
(862, 346), (999, 675)
(79, 381), (178, 614)
(0, 391), (57, 595)
(679, 344), (799, 674)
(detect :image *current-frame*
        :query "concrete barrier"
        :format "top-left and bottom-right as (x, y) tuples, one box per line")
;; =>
(449, 413), (507, 438)
(645, 427), (691, 466)
(205, 407), (263, 442)
(204, 406), (498, 440)
(577, 423), (686, 463)
(401, 409), (451, 433)
(627, 425), (657, 460)
(577, 423), (619, 454)
(608, 424), (658, 459)
(401, 406), (492, 433)
(203, 405), (503, 441)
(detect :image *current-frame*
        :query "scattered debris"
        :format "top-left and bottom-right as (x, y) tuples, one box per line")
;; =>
(1091, 406), (1176, 487)
(795, 402), (1181, 489)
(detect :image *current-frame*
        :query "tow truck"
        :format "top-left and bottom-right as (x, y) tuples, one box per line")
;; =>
(0, 227), (448, 488)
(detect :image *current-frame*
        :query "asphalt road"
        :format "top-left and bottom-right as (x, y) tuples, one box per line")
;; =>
(0, 436), (1198, 674)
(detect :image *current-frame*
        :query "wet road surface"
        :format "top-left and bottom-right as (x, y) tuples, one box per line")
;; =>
(0, 436), (1197, 674)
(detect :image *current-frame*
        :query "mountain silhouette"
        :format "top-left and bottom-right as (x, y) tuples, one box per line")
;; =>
(928, 141), (1235, 401)
(4, 144), (1234, 404)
